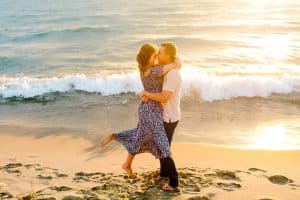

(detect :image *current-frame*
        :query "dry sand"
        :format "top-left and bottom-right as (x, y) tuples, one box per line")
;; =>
(0, 133), (299, 199)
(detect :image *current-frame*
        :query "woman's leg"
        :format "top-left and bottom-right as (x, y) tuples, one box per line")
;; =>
(122, 153), (136, 178)
(102, 128), (138, 177)
(100, 134), (115, 147)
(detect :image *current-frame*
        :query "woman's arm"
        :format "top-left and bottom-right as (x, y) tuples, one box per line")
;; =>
(144, 57), (182, 78)
(160, 57), (182, 76)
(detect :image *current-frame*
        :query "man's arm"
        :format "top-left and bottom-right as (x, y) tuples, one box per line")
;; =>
(140, 69), (180, 103)
(140, 90), (173, 103)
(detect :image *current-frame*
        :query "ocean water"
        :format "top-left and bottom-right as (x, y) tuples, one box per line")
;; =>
(0, 0), (300, 149)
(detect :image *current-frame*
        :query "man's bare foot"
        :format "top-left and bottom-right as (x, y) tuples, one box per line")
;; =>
(100, 134), (115, 147)
(155, 175), (168, 182)
(122, 163), (136, 178)
(162, 183), (179, 192)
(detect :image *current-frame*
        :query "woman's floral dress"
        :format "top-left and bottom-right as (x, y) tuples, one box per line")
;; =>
(112, 65), (170, 159)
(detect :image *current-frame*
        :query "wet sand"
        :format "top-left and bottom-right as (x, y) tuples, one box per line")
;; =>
(0, 133), (299, 199)
(1, 93), (300, 150)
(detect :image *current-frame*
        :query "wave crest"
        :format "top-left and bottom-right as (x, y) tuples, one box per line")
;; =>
(1, 70), (299, 102)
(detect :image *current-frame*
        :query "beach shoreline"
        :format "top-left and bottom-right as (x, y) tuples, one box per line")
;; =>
(0, 133), (299, 199)
(1, 0), (300, 199)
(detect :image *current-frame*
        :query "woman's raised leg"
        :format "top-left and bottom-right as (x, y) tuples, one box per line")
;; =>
(100, 134), (116, 147)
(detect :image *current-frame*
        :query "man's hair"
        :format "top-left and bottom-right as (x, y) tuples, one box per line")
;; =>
(161, 42), (177, 62)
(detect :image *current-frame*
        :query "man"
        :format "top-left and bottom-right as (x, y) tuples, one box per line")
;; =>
(140, 42), (182, 191)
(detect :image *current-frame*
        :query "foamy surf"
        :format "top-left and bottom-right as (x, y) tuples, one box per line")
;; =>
(1, 69), (300, 102)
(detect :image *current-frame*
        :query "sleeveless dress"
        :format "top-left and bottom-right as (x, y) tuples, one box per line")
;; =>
(112, 65), (170, 159)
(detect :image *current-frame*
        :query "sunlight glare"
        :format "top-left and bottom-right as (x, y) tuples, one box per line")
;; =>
(252, 35), (292, 62)
(249, 123), (292, 150)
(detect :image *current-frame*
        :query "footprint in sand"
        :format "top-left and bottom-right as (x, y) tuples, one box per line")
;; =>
(72, 171), (107, 183)
(0, 182), (13, 199)
(91, 184), (109, 191)
(24, 163), (41, 169)
(0, 162), (22, 174)
(216, 170), (240, 181)
(62, 195), (83, 200)
(74, 171), (106, 177)
(204, 173), (217, 178)
(53, 171), (68, 178)
(268, 175), (293, 185)
(49, 185), (73, 192)
(248, 168), (267, 173)
(36, 174), (53, 180)
(1, 162), (22, 169)
(187, 196), (210, 200)
(5, 169), (21, 174)
(216, 182), (241, 191)
(0, 191), (13, 199)
(258, 198), (274, 200)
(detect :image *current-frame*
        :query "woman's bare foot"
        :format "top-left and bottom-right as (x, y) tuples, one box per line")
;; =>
(100, 134), (115, 147)
(122, 163), (136, 178)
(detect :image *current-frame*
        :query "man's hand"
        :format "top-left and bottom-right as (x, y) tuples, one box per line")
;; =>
(141, 95), (149, 103)
(139, 91), (146, 98)
(140, 90), (172, 104)
(139, 91), (149, 102)
(175, 57), (182, 69)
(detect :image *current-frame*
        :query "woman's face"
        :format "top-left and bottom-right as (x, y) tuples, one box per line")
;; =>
(148, 52), (158, 67)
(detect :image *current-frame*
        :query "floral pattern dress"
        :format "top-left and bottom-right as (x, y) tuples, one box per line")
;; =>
(112, 65), (170, 159)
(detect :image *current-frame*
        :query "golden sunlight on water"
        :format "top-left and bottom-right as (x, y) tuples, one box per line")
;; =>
(248, 123), (299, 150)
(253, 35), (292, 62)
(246, 0), (294, 6)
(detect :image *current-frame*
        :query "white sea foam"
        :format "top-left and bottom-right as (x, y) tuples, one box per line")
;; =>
(1, 69), (300, 102)
(180, 68), (300, 101)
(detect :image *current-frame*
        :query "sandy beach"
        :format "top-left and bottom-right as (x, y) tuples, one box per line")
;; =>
(1, 0), (300, 199)
(0, 133), (299, 200)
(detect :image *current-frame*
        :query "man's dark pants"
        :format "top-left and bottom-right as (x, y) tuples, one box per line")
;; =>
(159, 120), (179, 188)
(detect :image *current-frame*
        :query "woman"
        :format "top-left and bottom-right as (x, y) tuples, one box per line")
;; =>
(100, 43), (181, 178)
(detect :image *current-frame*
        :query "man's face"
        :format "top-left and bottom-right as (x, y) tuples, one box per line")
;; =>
(158, 46), (171, 65)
